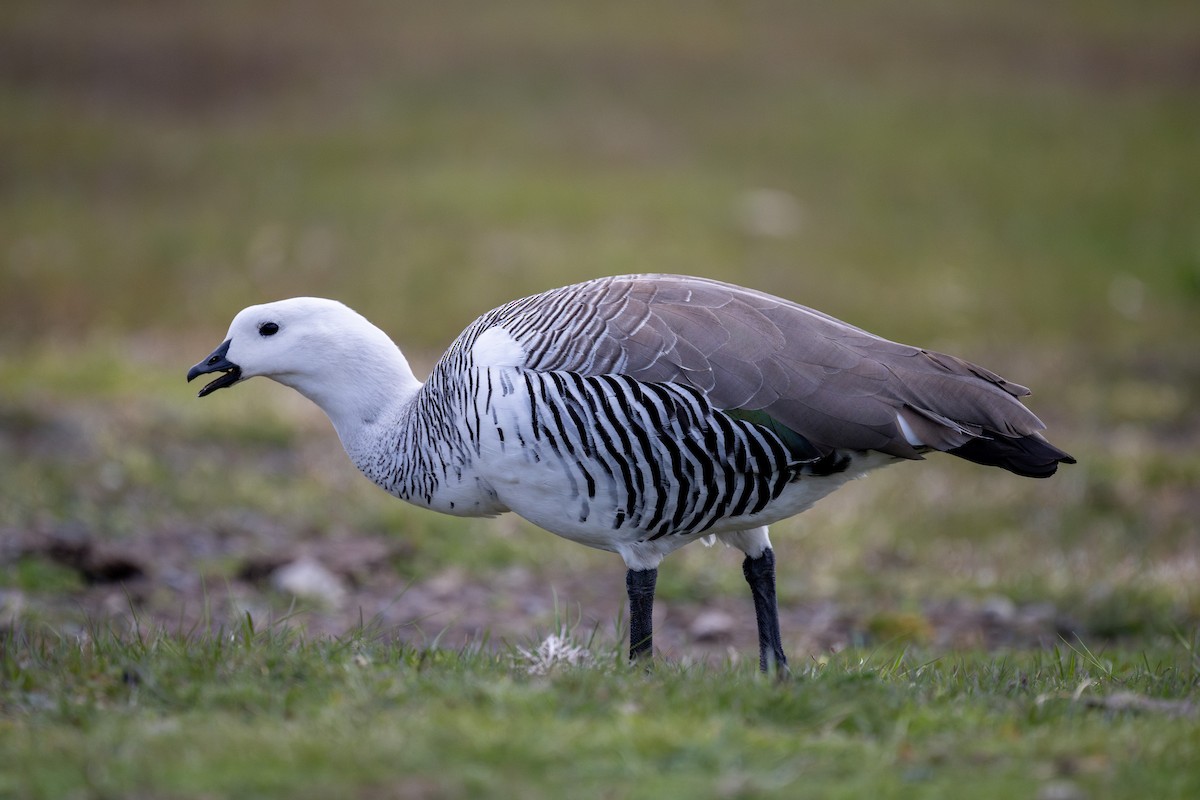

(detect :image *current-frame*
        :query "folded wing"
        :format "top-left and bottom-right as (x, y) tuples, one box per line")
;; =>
(465, 274), (1074, 477)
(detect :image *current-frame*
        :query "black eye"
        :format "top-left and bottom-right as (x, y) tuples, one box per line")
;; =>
(259, 322), (280, 336)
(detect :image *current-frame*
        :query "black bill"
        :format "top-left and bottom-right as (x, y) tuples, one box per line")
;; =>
(187, 339), (242, 397)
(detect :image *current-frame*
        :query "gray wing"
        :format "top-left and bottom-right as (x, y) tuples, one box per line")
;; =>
(474, 273), (1067, 466)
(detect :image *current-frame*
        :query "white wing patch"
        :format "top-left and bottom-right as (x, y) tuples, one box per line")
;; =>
(472, 326), (526, 368)
(895, 413), (925, 447)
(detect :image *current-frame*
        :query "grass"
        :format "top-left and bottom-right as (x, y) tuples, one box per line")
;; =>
(2, 0), (1199, 796)
(2, 621), (1198, 800)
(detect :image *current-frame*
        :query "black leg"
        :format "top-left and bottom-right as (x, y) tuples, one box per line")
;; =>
(742, 548), (790, 675)
(626, 567), (658, 662)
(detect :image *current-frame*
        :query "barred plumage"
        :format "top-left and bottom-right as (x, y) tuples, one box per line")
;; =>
(492, 370), (804, 538)
(189, 273), (1075, 672)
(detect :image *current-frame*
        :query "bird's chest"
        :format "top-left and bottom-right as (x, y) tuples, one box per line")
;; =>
(345, 413), (508, 518)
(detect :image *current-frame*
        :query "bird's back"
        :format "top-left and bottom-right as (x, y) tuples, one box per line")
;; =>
(432, 274), (1073, 479)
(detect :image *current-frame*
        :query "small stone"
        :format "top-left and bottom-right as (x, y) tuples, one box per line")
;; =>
(981, 594), (1017, 623)
(271, 558), (347, 607)
(690, 609), (736, 642)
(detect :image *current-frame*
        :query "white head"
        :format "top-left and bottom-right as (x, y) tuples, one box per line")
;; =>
(188, 298), (419, 438)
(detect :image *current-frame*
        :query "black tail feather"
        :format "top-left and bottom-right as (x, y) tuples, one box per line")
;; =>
(946, 433), (1076, 479)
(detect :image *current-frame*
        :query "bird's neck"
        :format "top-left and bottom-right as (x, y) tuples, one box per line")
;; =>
(283, 337), (423, 455)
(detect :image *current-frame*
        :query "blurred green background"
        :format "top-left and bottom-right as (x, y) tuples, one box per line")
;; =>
(1, 0), (1198, 645)
(2, 4), (1200, 796)
(5, 0), (1197, 347)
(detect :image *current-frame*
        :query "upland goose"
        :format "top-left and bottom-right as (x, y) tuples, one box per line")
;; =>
(189, 274), (1074, 672)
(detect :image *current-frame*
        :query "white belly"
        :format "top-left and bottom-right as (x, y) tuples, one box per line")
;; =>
(477, 409), (897, 555)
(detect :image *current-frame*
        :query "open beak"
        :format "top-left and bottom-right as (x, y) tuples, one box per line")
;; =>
(187, 339), (242, 397)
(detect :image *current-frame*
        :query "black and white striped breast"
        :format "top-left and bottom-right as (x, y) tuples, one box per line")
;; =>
(478, 366), (814, 541)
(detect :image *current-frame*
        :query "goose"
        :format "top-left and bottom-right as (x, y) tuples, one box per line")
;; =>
(188, 274), (1074, 672)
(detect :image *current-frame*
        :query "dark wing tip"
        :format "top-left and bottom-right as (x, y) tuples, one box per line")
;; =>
(947, 434), (1075, 478)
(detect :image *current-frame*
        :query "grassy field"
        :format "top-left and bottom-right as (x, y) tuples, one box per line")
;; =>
(2, 1), (1199, 797)
(3, 624), (1198, 799)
